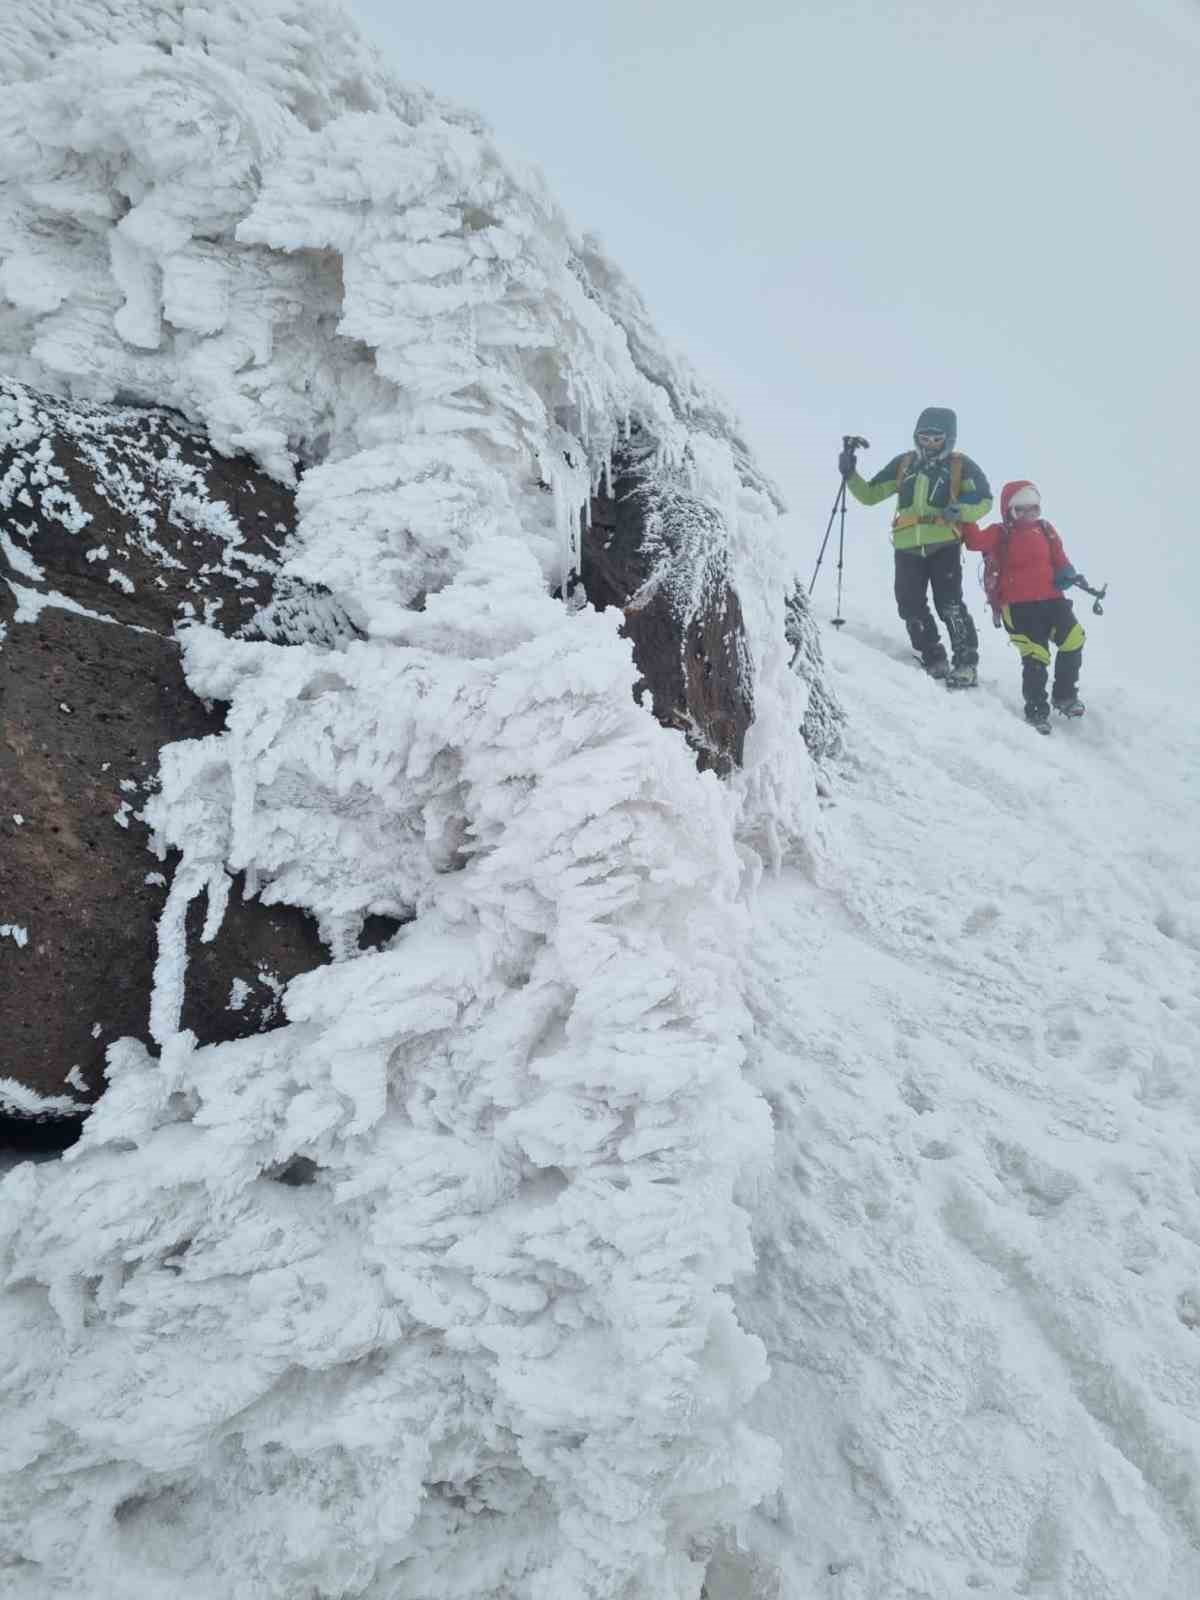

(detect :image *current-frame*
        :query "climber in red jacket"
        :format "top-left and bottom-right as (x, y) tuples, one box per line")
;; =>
(960, 480), (1088, 733)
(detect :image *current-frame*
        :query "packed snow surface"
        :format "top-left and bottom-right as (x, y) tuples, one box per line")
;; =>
(727, 609), (1200, 1600)
(2, 3), (1199, 1599)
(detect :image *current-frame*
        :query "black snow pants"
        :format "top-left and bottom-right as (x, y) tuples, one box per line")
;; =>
(893, 542), (978, 669)
(1002, 597), (1085, 717)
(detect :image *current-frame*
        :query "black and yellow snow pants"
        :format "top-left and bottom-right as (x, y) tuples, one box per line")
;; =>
(893, 542), (979, 669)
(1001, 597), (1084, 717)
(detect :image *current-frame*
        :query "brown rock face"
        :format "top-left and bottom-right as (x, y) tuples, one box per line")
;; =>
(0, 380), (328, 1127)
(583, 445), (753, 777)
(0, 386), (761, 1134)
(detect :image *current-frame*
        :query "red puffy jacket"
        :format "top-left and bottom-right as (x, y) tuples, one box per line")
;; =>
(960, 480), (1074, 607)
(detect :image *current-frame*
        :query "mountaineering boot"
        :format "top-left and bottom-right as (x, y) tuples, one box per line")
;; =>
(945, 662), (978, 689)
(922, 655), (949, 680)
(1025, 704), (1051, 736)
(1053, 696), (1085, 718)
(939, 600), (979, 677)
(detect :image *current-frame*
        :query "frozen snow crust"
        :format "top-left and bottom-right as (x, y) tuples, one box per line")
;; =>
(734, 618), (1200, 1600)
(0, 3), (814, 1597)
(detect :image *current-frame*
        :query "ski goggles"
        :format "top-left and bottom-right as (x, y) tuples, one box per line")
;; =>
(1008, 498), (1041, 517)
(915, 431), (946, 448)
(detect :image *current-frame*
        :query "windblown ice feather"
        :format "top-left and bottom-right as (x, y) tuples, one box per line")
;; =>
(0, 2), (814, 1596)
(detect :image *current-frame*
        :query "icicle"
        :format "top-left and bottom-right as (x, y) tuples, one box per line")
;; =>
(545, 436), (591, 612)
(199, 866), (232, 943)
(148, 862), (206, 1044)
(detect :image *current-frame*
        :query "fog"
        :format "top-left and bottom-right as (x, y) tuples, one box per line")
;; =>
(353, 0), (1200, 696)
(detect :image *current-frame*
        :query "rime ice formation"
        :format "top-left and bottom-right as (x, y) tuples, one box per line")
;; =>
(12, 7), (1197, 1600)
(0, 3), (815, 1597)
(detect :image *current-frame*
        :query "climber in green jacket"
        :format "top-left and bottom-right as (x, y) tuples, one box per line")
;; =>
(839, 406), (992, 687)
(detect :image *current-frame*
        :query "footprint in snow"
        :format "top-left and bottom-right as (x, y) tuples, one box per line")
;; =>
(986, 1137), (1079, 1217)
(1155, 907), (1200, 952)
(898, 1074), (935, 1115)
(919, 1138), (957, 1161)
(962, 903), (1001, 936)
(1044, 1010), (1085, 1060)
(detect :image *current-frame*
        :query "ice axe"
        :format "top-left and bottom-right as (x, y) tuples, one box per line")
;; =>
(810, 435), (870, 628)
(1073, 578), (1108, 615)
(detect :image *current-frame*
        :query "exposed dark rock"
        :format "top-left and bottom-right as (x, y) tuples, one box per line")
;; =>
(359, 913), (407, 953)
(0, 378), (327, 1123)
(583, 440), (753, 777)
(0, 378), (290, 635)
(179, 876), (330, 1049)
(0, 596), (223, 1112)
(268, 1155), (321, 1188)
(0, 1109), (84, 1157)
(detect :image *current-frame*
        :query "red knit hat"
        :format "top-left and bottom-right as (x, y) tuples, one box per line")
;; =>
(1000, 480), (1041, 521)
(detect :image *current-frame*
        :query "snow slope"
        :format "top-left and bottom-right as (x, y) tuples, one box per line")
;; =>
(0, 4), (809, 1597)
(3, 2), (1199, 1598)
(723, 606), (1200, 1600)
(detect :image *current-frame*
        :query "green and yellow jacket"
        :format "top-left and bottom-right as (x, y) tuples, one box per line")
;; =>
(848, 451), (993, 552)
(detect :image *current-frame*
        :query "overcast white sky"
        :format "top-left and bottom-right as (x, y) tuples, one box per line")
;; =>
(352, 0), (1200, 692)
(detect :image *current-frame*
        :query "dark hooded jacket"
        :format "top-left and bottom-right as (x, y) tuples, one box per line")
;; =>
(847, 407), (993, 552)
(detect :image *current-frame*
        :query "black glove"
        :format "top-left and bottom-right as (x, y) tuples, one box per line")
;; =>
(838, 447), (858, 479)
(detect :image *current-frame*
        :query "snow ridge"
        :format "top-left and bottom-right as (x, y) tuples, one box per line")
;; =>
(0, 3), (814, 1597)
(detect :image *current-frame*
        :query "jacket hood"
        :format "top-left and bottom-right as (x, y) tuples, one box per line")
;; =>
(913, 406), (957, 451)
(1000, 479), (1039, 521)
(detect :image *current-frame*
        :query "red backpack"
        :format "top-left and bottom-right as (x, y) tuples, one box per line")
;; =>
(980, 536), (1008, 626)
(979, 519), (1057, 627)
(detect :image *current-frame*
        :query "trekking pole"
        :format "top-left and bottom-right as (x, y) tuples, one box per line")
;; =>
(809, 478), (846, 596)
(809, 436), (869, 623)
(1074, 579), (1108, 616)
(832, 482), (850, 629)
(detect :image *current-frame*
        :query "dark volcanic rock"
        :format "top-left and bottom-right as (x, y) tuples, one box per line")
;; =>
(0, 379), (289, 635)
(0, 592), (222, 1115)
(0, 379), (327, 1125)
(179, 876), (335, 1049)
(583, 442), (753, 777)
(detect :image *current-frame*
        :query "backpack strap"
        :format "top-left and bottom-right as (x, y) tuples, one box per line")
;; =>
(892, 450), (964, 531)
(895, 450), (963, 504)
(996, 521), (1014, 591)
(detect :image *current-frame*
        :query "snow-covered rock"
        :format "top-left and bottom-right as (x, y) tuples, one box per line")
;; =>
(0, 3), (816, 1597)
(4, 5), (1199, 1599)
(584, 431), (757, 777)
(785, 581), (845, 767)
